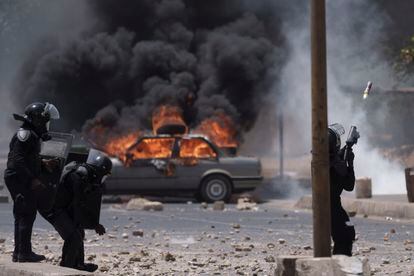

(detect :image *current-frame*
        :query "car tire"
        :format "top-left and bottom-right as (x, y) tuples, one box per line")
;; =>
(200, 175), (232, 203)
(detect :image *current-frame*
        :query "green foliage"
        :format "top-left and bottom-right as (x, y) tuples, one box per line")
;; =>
(395, 35), (414, 81)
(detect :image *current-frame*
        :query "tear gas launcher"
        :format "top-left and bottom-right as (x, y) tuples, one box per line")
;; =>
(344, 126), (360, 161)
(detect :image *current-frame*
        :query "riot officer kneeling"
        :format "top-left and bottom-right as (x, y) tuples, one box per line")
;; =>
(328, 124), (357, 256)
(42, 149), (112, 272)
(4, 102), (60, 262)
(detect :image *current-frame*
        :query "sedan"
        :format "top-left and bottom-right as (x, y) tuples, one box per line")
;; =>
(104, 134), (262, 202)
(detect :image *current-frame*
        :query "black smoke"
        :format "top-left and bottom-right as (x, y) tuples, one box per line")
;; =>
(12, 0), (286, 142)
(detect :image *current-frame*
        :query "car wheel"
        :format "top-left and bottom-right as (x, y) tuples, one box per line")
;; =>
(200, 175), (232, 203)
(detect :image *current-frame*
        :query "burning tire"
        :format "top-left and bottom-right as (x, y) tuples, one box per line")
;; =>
(200, 175), (232, 203)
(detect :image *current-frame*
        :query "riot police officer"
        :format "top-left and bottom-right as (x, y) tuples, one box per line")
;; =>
(42, 149), (112, 272)
(4, 102), (60, 262)
(329, 124), (356, 256)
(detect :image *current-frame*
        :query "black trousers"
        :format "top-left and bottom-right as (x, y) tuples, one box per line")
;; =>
(331, 204), (355, 256)
(5, 174), (37, 256)
(42, 210), (85, 269)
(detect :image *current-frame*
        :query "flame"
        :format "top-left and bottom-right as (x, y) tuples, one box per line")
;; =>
(87, 107), (239, 166)
(152, 105), (188, 135)
(127, 138), (175, 161)
(194, 113), (238, 148)
(103, 131), (141, 162)
(180, 138), (217, 159)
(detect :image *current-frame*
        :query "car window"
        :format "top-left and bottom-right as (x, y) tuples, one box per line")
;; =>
(180, 138), (217, 159)
(128, 138), (175, 160)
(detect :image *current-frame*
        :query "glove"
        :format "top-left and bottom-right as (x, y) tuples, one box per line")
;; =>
(31, 179), (46, 191)
(346, 148), (355, 168)
(95, 224), (106, 235)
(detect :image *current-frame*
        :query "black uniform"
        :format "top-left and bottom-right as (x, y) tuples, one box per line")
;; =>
(43, 160), (107, 272)
(4, 124), (42, 259)
(330, 149), (356, 256)
(4, 102), (60, 262)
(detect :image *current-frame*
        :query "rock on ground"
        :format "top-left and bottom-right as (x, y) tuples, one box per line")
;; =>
(126, 198), (164, 211)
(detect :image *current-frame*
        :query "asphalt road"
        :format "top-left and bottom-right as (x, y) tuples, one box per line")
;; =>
(0, 201), (413, 275)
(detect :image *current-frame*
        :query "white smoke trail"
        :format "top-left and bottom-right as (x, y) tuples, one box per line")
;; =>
(278, 0), (405, 194)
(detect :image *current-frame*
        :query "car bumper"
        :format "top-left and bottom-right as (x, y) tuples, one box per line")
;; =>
(231, 176), (263, 191)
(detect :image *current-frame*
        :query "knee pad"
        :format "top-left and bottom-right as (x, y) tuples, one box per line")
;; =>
(14, 195), (36, 216)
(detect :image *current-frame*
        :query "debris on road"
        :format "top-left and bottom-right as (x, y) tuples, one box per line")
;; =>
(133, 229), (144, 237)
(163, 252), (176, 262)
(236, 197), (258, 211)
(213, 201), (225, 211)
(126, 198), (164, 211)
(278, 238), (286, 245)
(232, 223), (241, 229)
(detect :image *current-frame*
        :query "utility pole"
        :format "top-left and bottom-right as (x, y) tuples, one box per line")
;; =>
(278, 113), (284, 179)
(311, 0), (331, 257)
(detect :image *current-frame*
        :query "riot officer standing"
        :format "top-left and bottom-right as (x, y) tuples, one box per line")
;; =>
(328, 124), (356, 256)
(42, 149), (112, 272)
(4, 102), (60, 262)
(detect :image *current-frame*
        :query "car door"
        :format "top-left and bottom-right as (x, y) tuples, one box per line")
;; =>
(114, 137), (177, 192)
(173, 137), (219, 190)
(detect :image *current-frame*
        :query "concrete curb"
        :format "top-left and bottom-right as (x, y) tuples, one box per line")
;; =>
(295, 195), (414, 219)
(0, 256), (101, 276)
(276, 255), (370, 276)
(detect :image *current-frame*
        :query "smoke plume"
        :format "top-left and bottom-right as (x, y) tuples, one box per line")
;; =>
(12, 0), (283, 143)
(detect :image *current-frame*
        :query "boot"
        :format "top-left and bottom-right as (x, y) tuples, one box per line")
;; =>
(76, 263), (98, 272)
(18, 252), (46, 262)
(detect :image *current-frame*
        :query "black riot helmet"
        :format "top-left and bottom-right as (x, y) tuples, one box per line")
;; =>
(85, 149), (112, 185)
(328, 123), (345, 155)
(15, 102), (60, 139)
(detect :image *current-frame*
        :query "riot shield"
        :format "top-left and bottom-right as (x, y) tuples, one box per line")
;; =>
(37, 132), (74, 212)
(76, 149), (108, 229)
(76, 187), (103, 230)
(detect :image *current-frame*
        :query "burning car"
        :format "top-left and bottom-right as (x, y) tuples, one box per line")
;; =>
(104, 134), (262, 202)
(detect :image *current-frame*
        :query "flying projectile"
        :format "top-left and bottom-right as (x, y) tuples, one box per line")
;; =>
(362, 81), (373, 99)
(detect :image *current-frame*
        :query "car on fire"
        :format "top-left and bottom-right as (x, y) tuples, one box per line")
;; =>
(103, 134), (263, 202)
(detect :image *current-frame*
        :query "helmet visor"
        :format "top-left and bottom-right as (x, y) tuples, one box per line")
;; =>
(86, 149), (107, 166)
(328, 123), (345, 136)
(44, 103), (60, 120)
